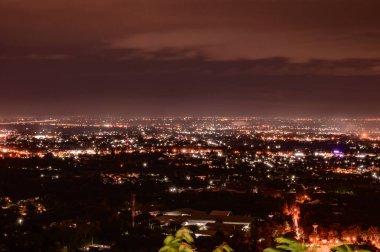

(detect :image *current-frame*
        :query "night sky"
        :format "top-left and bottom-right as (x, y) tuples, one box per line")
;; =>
(1, 0), (380, 117)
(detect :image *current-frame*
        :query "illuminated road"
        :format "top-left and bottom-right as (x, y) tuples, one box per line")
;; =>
(0, 120), (57, 125)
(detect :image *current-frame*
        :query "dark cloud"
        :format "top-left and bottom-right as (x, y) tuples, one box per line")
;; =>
(1, 0), (380, 116)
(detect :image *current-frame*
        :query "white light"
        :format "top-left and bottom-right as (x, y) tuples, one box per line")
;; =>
(169, 187), (177, 193)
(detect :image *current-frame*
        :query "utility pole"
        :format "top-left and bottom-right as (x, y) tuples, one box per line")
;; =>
(131, 193), (136, 228)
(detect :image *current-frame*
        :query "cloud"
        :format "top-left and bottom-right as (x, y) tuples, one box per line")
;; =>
(2, 0), (380, 62)
(1, 51), (380, 116)
(25, 54), (73, 60)
(98, 48), (380, 76)
(109, 28), (380, 62)
(0, 54), (73, 60)
(1, 0), (380, 116)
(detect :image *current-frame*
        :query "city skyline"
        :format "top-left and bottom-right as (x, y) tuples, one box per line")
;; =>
(1, 116), (380, 251)
(2, 2), (380, 251)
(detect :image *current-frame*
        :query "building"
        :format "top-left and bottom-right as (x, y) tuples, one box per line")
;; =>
(156, 208), (254, 237)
